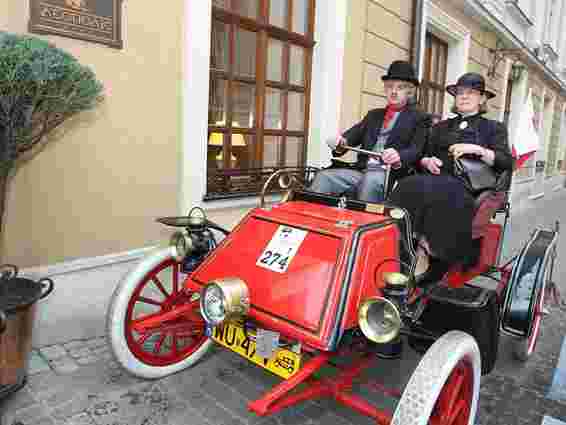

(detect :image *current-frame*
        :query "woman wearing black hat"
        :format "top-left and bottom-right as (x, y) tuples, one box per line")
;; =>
(388, 72), (514, 283)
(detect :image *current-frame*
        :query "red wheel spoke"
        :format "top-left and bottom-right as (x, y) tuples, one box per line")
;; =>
(447, 400), (467, 424)
(172, 262), (179, 294)
(137, 332), (152, 346)
(172, 332), (178, 356)
(151, 277), (170, 299)
(153, 333), (168, 354)
(441, 369), (465, 421)
(432, 360), (473, 425)
(125, 257), (208, 367)
(137, 296), (162, 307)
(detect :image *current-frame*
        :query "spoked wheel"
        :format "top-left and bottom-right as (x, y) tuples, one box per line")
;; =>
(513, 246), (556, 361)
(107, 247), (212, 378)
(392, 331), (481, 425)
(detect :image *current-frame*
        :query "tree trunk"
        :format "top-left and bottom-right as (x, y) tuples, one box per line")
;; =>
(0, 122), (11, 260)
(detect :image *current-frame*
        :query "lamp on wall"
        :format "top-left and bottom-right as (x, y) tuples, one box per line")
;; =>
(487, 39), (523, 79)
(510, 60), (526, 83)
(208, 124), (247, 168)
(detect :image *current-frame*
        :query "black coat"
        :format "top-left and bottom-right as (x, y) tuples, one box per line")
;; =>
(422, 114), (514, 176)
(388, 113), (514, 264)
(335, 105), (431, 182)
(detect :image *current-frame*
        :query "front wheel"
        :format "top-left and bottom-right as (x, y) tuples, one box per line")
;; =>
(106, 247), (212, 379)
(392, 330), (481, 425)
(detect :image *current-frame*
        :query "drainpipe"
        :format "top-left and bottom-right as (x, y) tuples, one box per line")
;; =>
(411, 0), (425, 81)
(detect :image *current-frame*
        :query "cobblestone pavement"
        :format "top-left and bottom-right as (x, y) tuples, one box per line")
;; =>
(2, 190), (566, 425)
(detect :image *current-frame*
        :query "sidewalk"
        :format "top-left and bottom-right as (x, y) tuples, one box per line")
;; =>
(2, 190), (566, 425)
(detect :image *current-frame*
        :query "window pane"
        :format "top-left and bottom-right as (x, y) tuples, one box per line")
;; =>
(213, 0), (258, 19)
(211, 20), (229, 72)
(263, 136), (282, 168)
(270, 0), (288, 29)
(231, 133), (254, 169)
(267, 38), (284, 82)
(289, 45), (305, 86)
(292, 0), (308, 35)
(209, 79), (228, 125)
(285, 137), (303, 167)
(265, 87), (283, 129)
(287, 91), (305, 131)
(208, 134), (255, 170)
(207, 131), (225, 170)
(232, 82), (255, 128)
(235, 27), (257, 78)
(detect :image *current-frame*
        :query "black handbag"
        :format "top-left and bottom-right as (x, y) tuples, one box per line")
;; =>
(454, 156), (497, 194)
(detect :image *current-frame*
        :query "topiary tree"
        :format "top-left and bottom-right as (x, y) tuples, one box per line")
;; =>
(0, 32), (104, 239)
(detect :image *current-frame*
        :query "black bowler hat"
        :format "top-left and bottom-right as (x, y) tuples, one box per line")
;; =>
(381, 60), (419, 86)
(446, 72), (496, 99)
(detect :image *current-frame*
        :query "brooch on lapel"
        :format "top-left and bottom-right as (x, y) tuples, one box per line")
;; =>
(459, 121), (468, 130)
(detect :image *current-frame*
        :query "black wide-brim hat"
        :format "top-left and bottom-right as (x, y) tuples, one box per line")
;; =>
(381, 60), (419, 86)
(446, 72), (496, 99)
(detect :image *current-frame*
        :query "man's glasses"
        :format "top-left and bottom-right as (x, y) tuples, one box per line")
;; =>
(384, 82), (413, 92)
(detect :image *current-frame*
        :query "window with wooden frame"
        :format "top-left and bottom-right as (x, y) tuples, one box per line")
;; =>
(420, 32), (448, 115)
(207, 0), (315, 200)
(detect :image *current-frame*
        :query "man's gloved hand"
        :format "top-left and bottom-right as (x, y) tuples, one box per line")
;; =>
(326, 135), (347, 152)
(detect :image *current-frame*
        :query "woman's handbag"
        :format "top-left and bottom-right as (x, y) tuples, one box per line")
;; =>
(454, 156), (497, 194)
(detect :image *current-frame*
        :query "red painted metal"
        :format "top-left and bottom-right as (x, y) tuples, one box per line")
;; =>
(186, 201), (398, 351)
(125, 258), (209, 366)
(526, 277), (545, 355)
(248, 350), (392, 424)
(429, 359), (474, 425)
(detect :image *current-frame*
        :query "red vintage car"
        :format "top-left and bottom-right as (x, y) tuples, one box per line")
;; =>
(106, 150), (559, 425)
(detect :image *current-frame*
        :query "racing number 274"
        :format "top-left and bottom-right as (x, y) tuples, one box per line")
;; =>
(259, 250), (289, 270)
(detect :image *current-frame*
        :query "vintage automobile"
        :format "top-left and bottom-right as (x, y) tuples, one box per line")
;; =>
(106, 146), (559, 424)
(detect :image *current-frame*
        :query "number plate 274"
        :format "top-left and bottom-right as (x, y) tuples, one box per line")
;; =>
(256, 225), (307, 273)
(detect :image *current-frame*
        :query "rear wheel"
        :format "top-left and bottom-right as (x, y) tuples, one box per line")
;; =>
(513, 247), (555, 361)
(392, 331), (481, 425)
(106, 247), (212, 378)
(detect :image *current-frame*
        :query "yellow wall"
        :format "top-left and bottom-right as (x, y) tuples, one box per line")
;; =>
(341, 0), (413, 131)
(1, 1), (183, 267)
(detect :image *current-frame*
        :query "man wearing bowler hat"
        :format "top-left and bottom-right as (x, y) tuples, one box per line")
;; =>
(309, 60), (430, 202)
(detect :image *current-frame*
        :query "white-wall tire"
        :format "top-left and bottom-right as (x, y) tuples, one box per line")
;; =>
(106, 247), (212, 379)
(392, 330), (481, 425)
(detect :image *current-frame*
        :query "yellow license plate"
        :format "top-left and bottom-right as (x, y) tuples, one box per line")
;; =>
(212, 322), (301, 379)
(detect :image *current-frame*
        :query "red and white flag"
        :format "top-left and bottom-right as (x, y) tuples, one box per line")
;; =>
(511, 89), (539, 169)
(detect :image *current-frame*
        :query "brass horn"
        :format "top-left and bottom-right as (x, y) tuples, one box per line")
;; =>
(358, 297), (402, 344)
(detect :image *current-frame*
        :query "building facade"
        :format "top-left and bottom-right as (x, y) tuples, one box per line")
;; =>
(2, 0), (566, 344)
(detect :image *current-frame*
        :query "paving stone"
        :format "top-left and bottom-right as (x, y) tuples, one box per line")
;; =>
(2, 403), (50, 425)
(50, 357), (79, 375)
(68, 348), (92, 360)
(65, 412), (96, 425)
(29, 351), (53, 375)
(89, 347), (109, 357)
(76, 356), (99, 366)
(40, 345), (68, 361)
(63, 341), (88, 352)
(50, 394), (101, 423)
(0, 387), (37, 414)
(84, 338), (107, 350)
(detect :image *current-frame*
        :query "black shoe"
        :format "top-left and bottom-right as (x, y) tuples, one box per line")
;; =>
(415, 257), (452, 289)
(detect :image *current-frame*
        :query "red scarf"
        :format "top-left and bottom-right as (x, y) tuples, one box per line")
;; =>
(383, 103), (406, 129)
